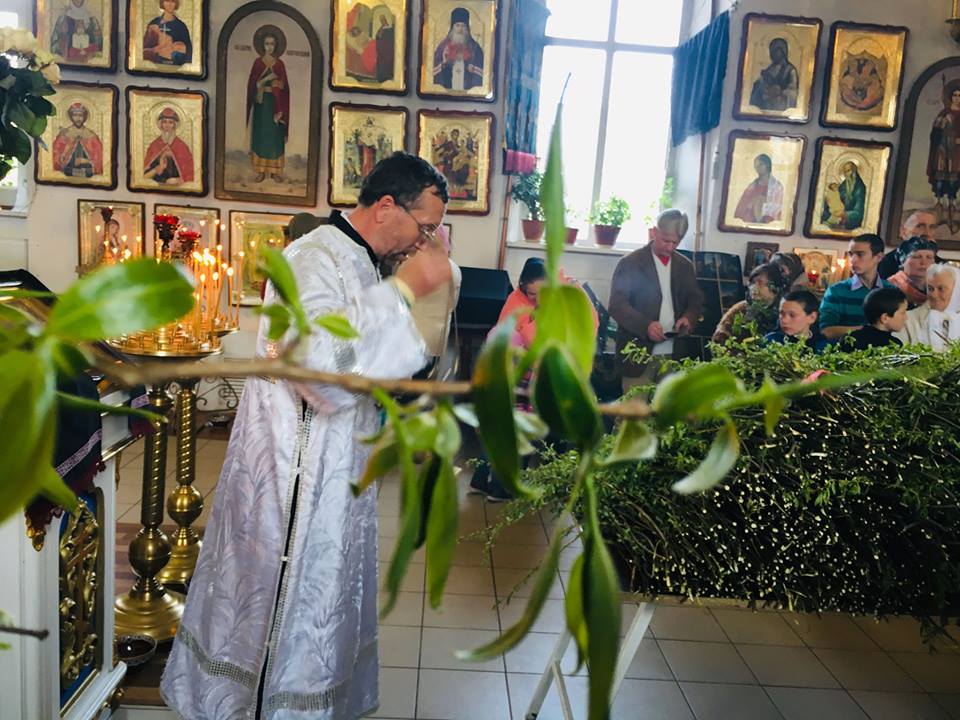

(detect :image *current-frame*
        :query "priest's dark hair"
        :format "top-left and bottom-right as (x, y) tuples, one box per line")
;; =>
(358, 152), (450, 209)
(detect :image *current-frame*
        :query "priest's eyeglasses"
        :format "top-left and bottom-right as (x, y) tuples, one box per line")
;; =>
(398, 204), (439, 245)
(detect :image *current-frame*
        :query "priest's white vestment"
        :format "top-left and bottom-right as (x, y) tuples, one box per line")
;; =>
(160, 223), (427, 719)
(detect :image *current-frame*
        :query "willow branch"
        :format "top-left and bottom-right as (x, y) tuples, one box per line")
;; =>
(95, 357), (653, 418)
(0, 625), (49, 640)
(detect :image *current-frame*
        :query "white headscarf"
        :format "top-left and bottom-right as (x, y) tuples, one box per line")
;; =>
(926, 264), (960, 351)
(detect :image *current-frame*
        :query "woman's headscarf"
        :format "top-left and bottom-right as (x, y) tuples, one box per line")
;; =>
(926, 264), (960, 351)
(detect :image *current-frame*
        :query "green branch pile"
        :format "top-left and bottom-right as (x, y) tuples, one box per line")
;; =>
(499, 340), (960, 633)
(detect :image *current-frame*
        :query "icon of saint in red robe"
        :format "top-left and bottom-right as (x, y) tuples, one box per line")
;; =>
(143, 107), (195, 186)
(52, 102), (104, 178)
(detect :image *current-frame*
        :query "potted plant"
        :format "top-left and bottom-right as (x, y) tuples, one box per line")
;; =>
(589, 196), (632, 246)
(510, 171), (544, 242)
(565, 207), (581, 244)
(0, 171), (16, 209)
(0, 28), (60, 184)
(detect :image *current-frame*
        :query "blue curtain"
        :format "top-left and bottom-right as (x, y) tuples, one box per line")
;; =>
(503, 0), (551, 174)
(670, 11), (730, 147)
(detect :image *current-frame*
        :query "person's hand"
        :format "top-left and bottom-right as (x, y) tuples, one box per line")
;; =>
(674, 316), (692, 336)
(647, 321), (667, 343)
(395, 243), (452, 299)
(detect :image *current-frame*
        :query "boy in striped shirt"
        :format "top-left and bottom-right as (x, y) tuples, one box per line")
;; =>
(819, 233), (892, 340)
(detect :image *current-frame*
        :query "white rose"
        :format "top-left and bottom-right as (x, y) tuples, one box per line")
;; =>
(0, 27), (12, 53)
(33, 48), (55, 66)
(8, 28), (38, 54)
(40, 61), (61, 85)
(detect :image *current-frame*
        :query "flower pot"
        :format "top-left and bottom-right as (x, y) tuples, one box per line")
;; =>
(593, 224), (621, 247)
(521, 219), (544, 242)
(0, 186), (16, 209)
(565, 227), (578, 244)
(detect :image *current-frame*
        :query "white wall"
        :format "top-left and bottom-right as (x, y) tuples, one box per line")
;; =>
(0, 0), (509, 293)
(675, 0), (960, 266)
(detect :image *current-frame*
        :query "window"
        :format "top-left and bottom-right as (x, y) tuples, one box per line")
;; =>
(0, 10), (24, 210)
(535, 1), (684, 243)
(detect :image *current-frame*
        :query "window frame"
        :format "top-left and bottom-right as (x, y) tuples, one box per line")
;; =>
(542, 0), (684, 235)
(0, 7), (30, 216)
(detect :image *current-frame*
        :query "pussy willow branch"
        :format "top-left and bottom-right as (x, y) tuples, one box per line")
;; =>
(0, 625), (50, 640)
(95, 358), (653, 419)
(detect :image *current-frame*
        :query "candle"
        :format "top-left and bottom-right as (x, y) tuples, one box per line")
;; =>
(954, 0), (959, 18)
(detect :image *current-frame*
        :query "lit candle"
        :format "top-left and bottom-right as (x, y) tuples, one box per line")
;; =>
(226, 266), (234, 324)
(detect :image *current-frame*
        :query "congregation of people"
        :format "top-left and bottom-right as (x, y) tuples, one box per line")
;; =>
(600, 208), (960, 392)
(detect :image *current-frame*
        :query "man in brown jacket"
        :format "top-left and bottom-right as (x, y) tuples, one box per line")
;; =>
(609, 209), (704, 390)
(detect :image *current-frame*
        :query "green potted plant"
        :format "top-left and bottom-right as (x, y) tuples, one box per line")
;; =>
(510, 171), (544, 242)
(589, 195), (632, 246)
(565, 206), (581, 244)
(0, 28), (60, 183)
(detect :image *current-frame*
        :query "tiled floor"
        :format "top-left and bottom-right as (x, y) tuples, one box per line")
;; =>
(115, 437), (960, 719)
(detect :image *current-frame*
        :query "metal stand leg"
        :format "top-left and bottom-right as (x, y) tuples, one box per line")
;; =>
(158, 379), (204, 587)
(523, 600), (657, 720)
(114, 384), (184, 643)
(525, 631), (574, 720)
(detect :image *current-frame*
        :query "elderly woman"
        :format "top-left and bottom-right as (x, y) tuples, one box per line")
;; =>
(712, 263), (783, 343)
(885, 236), (938, 308)
(895, 263), (960, 350)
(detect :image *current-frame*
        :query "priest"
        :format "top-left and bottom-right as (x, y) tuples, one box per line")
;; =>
(161, 153), (451, 719)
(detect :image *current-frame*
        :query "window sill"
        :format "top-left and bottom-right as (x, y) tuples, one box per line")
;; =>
(505, 240), (639, 257)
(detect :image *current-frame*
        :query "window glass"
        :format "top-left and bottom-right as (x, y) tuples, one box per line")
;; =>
(535, 46), (606, 233)
(599, 52), (675, 237)
(615, 2), (684, 46)
(545, 0), (612, 42)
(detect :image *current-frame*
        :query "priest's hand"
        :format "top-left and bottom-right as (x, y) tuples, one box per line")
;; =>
(395, 244), (452, 299)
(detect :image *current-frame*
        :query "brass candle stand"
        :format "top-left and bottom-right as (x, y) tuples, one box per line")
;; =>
(112, 342), (221, 642)
(114, 382), (184, 643)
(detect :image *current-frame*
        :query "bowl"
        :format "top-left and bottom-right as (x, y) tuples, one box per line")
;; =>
(116, 634), (157, 667)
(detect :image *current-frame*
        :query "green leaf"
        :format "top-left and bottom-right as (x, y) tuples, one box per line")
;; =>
(352, 436), (398, 497)
(258, 247), (310, 336)
(405, 413), (438, 453)
(383, 455), (435, 615)
(514, 409), (549, 440)
(36, 464), (78, 512)
(604, 420), (658, 466)
(651, 364), (742, 429)
(425, 459), (459, 608)
(56, 391), (162, 424)
(255, 304), (292, 342)
(760, 376), (787, 436)
(456, 526), (565, 662)
(583, 524), (621, 720)
(540, 99), (566, 284)
(0, 289), (56, 299)
(45, 259), (194, 342)
(49, 342), (90, 377)
(671, 417), (740, 495)
(315, 313), (359, 340)
(434, 405), (462, 460)
(530, 284), (596, 376)
(452, 403), (479, 427)
(565, 553), (588, 671)
(533, 344), (602, 448)
(472, 320), (538, 500)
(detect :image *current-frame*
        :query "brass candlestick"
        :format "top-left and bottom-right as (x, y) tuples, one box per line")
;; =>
(114, 383), (184, 643)
(157, 378), (203, 587)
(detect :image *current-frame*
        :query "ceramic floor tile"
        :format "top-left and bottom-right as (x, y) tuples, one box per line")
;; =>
(381, 563), (425, 594)
(448, 540), (490, 567)
(651, 606), (727, 643)
(419, 627), (504, 673)
(379, 591), (424, 627)
(119, 440), (144, 466)
(813, 648), (921, 692)
(416, 669), (509, 720)
(623, 638), (674, 681)
(737, 645), (839, 689)
(621, 602), (656, 638)
(442, 564), (496, 596)
(379, 625), (421, 668)
(890, 652), (960, 693)
(379, 541), (425, 565)
(934, 693), (960, 719)
(657, 640), (755, 684)
(494, 567), (564, 601)
(370, 667), (417, 719)
(711, 608), (803, 646)
(491, 543), (551, 569)
(767, 687), (867, 720)
(680, 682), (781, 720)
(118, 503), (142, 523)
(422, 594), (499, 631)
(485, 501), (543, 526)
(610, 679), (695, 720)
(498, 597), (566, 635)
(491, 522), (549, 546)
(507, 672), (588, 720)
(854, 617), (960, 654)
(504, 632), (567, 675)
(780, 612), (878, 651)
(849, 690), (949, 720)
(378, 515), (402, 538)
